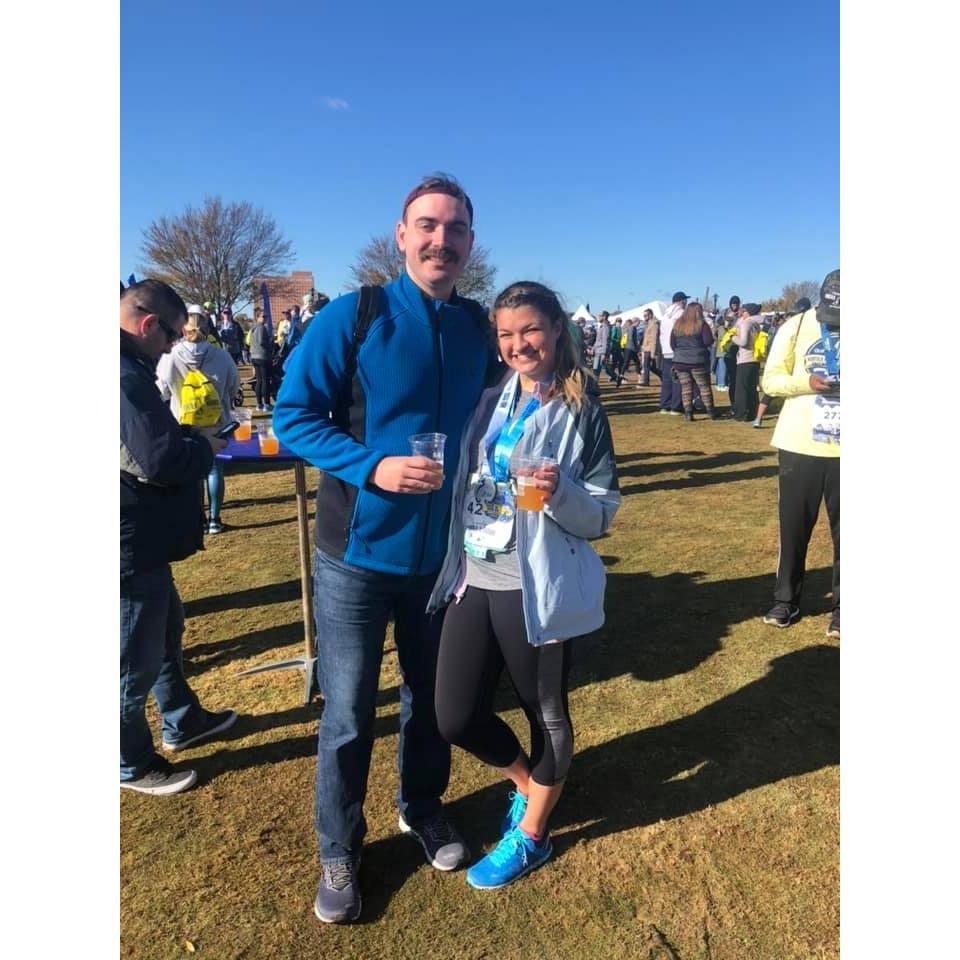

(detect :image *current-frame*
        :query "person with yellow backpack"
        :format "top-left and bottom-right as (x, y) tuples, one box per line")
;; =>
(156, 306), (241, 534)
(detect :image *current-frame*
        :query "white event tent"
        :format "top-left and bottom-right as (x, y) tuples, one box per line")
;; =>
(572, 301), (670, 326)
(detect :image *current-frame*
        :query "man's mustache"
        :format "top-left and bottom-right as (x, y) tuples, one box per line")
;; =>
(420, 247), (459, 265)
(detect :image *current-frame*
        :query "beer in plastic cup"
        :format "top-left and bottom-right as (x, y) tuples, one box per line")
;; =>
(258, 422), (279, 456)
(512, 456), (557, 512)
(233, 408), (253, 442)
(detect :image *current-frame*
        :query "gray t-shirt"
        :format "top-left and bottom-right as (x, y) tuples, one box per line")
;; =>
(462, 390), (536, 591)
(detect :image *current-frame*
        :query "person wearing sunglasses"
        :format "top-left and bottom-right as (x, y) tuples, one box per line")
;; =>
(120, 280), (237, 797)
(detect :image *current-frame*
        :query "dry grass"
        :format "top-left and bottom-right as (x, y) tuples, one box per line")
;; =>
(121, 381), (839, 960)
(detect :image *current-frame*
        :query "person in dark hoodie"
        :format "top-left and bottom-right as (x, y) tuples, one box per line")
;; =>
(120, 280), (237, 797)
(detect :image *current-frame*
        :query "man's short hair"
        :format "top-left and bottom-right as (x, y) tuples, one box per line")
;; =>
(120, 278), (186, 321)
(402, 173), (474, 226)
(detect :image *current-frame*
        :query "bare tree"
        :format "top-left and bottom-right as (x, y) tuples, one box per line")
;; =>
(762, 279), (821, 312)
(139, 196), (294, 313)
(349, 233), (497, 304)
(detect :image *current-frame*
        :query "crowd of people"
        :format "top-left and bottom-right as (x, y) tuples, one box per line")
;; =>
(574, 294), (812, 427)
(119, 174), (840, 925)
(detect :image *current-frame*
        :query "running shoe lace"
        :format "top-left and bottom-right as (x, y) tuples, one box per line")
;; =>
(489, 829), (529, 868)
(324, 861), (355, 892)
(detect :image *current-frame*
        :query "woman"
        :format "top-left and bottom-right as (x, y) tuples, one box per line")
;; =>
(156, 310), (240, 534)
(429, 281), (621, 889)
(249, 309), (274, 411)
(669, 302), (716, 421)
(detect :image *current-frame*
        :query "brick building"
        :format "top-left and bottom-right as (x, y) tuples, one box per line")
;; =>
(252, 270), (316, 322)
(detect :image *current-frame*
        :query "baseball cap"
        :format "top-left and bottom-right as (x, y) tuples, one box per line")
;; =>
(816, 270), (840, 325)
(186, 303), (204, 316)
(672, 291), (689, 303)
(793, 297), (812, 314)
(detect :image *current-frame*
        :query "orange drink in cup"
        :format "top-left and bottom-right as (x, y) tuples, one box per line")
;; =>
(258, 422), (279, 456)
(511, 456), (557, 512)
(233, 409), (252, 442)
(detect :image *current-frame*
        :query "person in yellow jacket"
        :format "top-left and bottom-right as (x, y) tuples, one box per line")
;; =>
(760, 270), (840, 638)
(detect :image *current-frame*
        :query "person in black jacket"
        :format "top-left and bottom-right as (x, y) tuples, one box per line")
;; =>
(120, 280), (237, 796)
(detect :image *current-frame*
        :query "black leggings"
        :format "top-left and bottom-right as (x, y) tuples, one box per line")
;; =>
(252, 360), (272, 406)
(436, 587), (573, 786)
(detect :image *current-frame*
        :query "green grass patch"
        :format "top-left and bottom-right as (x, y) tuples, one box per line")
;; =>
(121, 383), (838, 959)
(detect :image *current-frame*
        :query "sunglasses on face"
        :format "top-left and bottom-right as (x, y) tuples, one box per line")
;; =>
(135, 305), (181, 343)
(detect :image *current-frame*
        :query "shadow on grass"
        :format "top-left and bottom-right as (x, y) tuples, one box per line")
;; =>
(621, 463), (779, 496)
(226, 515), (308, 532)
(616, 450), (769, 480)
(441, 643), (838, 866)
(185, 622), (306, 675)
(615, 450), (705, 465)
(184, 579), (302, 618)
(226, 490), (315, 509)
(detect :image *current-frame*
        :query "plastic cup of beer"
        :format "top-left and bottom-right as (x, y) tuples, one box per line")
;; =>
(512, 456), (557, 512)
(233, 408), (253, 442)
(257, 422), (280, 456)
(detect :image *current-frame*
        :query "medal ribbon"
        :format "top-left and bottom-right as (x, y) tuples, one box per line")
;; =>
(819, 323), (840, 378)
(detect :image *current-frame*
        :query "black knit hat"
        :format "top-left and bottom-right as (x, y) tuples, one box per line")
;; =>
(817, 270), (840, 327)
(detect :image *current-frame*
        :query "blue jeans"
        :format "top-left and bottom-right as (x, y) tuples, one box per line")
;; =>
(120, 566), (203, 780)
(313, 549), (451, 863)
(715, 352), (728, 388)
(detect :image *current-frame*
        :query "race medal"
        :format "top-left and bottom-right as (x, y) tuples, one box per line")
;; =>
(812, 396), (840, 444)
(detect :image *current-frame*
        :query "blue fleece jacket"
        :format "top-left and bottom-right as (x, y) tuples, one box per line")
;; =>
(273, 272), (492, 575)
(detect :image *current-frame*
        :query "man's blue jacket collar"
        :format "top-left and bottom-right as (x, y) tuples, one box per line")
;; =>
(395, 271), (465, 325)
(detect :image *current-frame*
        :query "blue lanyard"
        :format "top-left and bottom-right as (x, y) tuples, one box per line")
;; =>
(481, 376), (544, 482)
(820, 323), (840, 377)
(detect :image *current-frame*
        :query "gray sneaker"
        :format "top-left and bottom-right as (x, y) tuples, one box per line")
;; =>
(162, 709), (238, 753)
(314, 858), (361, 924)
(120, 756), (197, 796)
(398, 812), (468, 871)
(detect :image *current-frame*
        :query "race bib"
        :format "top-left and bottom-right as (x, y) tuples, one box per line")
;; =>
(812, 396), (840, 445)
(463, 470), (516, 558)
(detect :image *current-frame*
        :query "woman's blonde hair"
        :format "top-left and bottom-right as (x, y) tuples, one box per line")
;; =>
(182, 316), (204, 343)
(491, 281), (589, 411)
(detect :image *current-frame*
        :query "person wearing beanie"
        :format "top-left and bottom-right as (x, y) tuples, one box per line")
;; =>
(760, 271), (840, 638)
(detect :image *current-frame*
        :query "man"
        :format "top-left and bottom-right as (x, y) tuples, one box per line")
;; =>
(274, 174), (495, 924)
(218, 306), (243, 365)
(659, 291), (688, 413)
(592, 311), (610, 379)
(120, 280), (236, 796)
(760, 271), (840, 638)
(640, 308), (660, 387)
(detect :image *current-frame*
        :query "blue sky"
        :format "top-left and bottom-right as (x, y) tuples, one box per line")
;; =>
(121, 0), (838, 311)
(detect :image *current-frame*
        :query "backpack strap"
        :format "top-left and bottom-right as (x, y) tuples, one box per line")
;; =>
(344, 285), (381, 385)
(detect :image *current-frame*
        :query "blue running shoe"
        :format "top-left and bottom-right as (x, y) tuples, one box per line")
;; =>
(499, 790), (528, 835)
(466, 826), (552, 890)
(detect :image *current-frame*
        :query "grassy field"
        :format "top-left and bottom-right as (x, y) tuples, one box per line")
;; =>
(120, 378), (839, 960)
